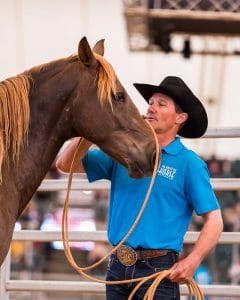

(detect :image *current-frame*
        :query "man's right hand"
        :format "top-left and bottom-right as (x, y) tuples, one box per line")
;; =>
(56, 137), (92, 173)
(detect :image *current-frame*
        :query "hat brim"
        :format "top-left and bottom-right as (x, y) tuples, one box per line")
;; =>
(133, 83), (208, 138)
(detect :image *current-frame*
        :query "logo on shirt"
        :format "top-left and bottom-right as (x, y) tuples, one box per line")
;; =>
(157, 164), (177, 180)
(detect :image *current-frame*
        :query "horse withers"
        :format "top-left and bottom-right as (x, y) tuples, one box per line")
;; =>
(0, 37), (156, 266)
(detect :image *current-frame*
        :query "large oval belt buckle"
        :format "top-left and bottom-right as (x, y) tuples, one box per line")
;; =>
(117, 245), (138, 267)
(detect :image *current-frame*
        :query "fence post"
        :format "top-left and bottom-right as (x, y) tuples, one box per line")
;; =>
(0, 250), (10, 300)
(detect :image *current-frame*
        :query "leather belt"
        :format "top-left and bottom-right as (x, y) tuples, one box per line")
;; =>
(116, 245), (170, 267)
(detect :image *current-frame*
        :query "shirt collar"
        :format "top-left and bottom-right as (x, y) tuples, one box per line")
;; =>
(162, 137), (184, 155)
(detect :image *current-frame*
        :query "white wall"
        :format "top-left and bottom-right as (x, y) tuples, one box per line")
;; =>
(0, 0), (240, 159)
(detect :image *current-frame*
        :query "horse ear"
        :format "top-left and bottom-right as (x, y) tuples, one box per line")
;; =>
(78, 37), (98, 68)
(92, 39), (105, 56)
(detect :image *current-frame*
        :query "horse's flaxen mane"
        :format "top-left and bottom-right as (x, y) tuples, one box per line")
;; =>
(0, 75), (30, 180)
(93, 53), (117, 106)
(0, 52), (116, 181)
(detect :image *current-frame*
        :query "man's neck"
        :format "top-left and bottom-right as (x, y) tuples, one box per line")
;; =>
(157, 133), (177, 148)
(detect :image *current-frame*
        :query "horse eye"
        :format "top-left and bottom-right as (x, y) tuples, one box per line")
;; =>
(114, 92), (125, 102)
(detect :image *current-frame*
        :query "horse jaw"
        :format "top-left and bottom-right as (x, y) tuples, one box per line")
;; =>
(97, 137), (157, 179)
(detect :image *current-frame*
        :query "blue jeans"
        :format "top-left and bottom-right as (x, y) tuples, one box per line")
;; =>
(106, 251), (180, 299)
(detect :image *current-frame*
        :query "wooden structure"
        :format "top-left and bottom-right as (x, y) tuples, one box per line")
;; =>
(123, 0), (240, 56)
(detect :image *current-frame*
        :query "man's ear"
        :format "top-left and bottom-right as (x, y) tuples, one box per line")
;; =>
(78, 36), (98, 68)
(177, 112), (188, 125)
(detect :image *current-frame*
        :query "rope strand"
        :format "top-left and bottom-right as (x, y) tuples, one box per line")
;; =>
(61, 120), (204, 299)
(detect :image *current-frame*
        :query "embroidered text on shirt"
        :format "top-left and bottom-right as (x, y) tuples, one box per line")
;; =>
(157, 165), (177, 180)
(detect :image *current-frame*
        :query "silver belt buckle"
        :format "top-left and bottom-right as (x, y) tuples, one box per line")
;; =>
(117, 245), (138, 266)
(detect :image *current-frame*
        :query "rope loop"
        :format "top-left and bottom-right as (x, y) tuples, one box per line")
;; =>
(61, 120), (204, 299)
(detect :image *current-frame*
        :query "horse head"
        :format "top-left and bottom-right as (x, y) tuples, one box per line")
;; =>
(70, 37), (156, 178)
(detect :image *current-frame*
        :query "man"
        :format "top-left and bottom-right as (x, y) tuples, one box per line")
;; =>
(56, 76), (223, 299)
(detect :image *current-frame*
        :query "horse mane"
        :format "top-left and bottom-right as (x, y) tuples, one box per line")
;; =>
(0, 53), (116, 181)
(93, 53), (117, 106)
(0, 75), (30, 181)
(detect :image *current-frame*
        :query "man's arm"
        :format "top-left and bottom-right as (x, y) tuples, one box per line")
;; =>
(56, 138), (92, 173)
(168, 209), (223, 282)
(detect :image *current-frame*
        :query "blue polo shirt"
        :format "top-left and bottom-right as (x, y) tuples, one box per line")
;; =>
(82, 137), (219, 252)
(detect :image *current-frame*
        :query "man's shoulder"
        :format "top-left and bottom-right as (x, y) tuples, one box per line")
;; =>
(180, 145), (205, 167)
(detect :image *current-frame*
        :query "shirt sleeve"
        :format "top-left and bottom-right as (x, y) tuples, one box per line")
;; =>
(185, 159), (220, 215)
(82, 149), (114, 182)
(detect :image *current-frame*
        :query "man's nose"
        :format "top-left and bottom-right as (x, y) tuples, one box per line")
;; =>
(147, 103), (155, 113)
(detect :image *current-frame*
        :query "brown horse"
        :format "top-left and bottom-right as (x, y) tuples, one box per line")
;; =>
(0, 37), (156, 266)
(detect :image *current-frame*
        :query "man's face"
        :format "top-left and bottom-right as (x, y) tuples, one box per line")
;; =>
(146, 93), (187, 135)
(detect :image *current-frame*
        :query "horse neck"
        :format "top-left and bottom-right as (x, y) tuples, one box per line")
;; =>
(14, 61), (80, 215)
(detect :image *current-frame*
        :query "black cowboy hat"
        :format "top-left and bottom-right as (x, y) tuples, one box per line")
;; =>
(133, 76), (208, 138)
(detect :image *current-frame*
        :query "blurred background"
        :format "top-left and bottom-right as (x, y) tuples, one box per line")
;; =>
(1, 0), (240, 299)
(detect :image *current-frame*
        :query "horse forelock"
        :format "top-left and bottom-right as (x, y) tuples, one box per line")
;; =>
(0, 75), (30, 181)
(93, 53), (117, 106)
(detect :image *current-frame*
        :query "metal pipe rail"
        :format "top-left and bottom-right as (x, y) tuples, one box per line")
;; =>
(39, 178), (240, 191)
(0, 230), (239, 298)
(11, 230), (240, 244)
(204, 127), (240, 138)
(4, 280), (240, 297)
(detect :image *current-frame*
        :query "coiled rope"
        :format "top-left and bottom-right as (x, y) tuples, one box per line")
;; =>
(61, 121), (204, 299)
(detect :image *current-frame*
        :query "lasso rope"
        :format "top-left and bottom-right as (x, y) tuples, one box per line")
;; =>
(61, 121), (204, 299)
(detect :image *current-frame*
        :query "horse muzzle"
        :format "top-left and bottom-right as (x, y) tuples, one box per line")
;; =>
(127, 149), (159, 179)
